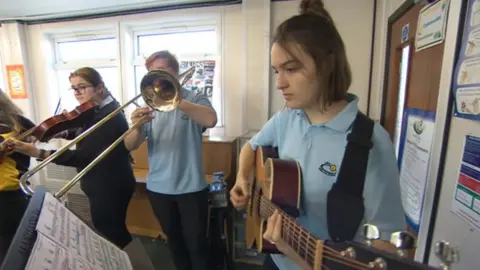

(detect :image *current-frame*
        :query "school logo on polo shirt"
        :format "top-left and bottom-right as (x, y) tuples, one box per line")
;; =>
(181, 114), (189, 120)
(319, 162), (337, 176)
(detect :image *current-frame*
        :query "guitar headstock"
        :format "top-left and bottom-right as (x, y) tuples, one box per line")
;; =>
(321, 224), (442, 270)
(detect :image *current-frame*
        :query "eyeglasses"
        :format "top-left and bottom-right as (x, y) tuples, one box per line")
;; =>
(69, 85), (93, 94)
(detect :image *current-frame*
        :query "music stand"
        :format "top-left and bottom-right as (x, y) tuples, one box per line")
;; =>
(0, 186), (155, 270)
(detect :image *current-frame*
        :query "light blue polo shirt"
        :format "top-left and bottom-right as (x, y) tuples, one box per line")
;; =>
(249, 94), (406, 270)
(142, 88), (214, 195)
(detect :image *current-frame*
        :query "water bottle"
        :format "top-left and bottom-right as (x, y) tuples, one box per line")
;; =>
(210, 172), (225, 192)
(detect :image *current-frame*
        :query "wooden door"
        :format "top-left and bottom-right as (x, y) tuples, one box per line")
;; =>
(382, 1), (446, 259)
(383, 3), (444, 149)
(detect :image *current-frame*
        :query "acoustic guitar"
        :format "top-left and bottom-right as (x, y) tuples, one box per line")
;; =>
(245, 146), (439, 270)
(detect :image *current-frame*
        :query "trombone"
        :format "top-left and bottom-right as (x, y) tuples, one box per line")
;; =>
(19, 66), (196, 198)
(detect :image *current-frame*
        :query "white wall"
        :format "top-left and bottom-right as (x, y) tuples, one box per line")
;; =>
(0, 23), (38, 120)
(0, 0), (376, 136)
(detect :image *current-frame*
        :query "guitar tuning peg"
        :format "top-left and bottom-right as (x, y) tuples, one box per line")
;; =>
(390, 231), (416, 257)
(435, 241), (459, 270)
(363, 223), (380, 246)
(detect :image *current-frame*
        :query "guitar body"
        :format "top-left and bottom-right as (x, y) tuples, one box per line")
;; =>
(245, 146), (302, 254)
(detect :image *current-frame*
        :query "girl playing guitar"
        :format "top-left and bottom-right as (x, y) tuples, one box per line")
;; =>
(229, 1), (406, 269)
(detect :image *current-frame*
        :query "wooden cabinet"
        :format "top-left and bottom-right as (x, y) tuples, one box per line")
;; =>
(126, 135), (238, 238)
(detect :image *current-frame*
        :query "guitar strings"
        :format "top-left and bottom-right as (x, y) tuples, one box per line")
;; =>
(281, 217), (371, 270)
(258, 198), (370, 269)
(259, 202), (370, 270)
(254, 194), (371, 270)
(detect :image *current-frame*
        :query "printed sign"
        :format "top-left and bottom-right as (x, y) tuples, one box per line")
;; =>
(451, 135), (480, 231)
(402, 24), (410, 43)
(452, 0), (480, 121)
(398, 108), (436, 232)
(415, 0), (450, 51)
(179, 60), (216, 101)
(6, 64), (28, 99)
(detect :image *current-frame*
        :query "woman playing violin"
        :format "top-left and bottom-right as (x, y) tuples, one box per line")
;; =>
(0, 90), (36, 264)
(7, 67), (136, 249)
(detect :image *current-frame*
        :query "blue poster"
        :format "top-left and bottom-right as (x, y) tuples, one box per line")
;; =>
(451, 135), (480, 231)
(452, 0), (480, 120)
(397, 108), (436, 233)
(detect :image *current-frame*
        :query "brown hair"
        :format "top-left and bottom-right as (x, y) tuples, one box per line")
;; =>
(145, 50), (180, 74)
(0, 89), (24, 133)
(273, 0), (352, 111)
(69, 67), (106, 89)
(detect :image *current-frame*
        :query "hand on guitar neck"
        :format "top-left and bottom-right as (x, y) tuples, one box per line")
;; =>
(230, 142), (256, 210)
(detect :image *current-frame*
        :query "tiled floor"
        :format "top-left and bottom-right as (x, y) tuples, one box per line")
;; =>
(134, 235), (263, 270)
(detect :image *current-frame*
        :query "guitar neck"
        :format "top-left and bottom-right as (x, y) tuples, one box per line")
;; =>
(258, 195), (320, 268)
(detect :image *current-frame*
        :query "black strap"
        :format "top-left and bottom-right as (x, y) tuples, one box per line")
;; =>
(326, 112), (375, 242)
(335, 112), (374, 195)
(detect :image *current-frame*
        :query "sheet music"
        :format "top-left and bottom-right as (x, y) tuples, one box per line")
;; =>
(33, 192), (133, 270)
(25, 233), (100, 270)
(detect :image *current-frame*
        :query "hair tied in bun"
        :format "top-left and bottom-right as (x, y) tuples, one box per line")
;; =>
(299, 0), (324, 15)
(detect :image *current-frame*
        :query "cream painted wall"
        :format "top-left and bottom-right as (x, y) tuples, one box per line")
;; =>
(269, 0), (375, 117)
(0, 23), (38, 120)
(1, 0), (377, 137)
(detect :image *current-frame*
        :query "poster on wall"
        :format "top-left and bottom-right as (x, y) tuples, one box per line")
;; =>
(451, 135), (480, 231)
(6, 64), (28, 99)
(397, 108), (436, 233)
(179, 60), (216, 135)
(415, 0), (450, 52)
(179, 60), (216, 102)
(452, 0), (480, 121)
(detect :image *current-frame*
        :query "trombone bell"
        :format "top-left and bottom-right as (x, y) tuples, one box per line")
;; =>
(140, 66), (194, 112)
(140, 70), (180, 112)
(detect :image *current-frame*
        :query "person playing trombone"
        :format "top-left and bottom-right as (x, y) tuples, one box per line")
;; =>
(7, 67), (136, 249)
(124, 50), (217, 270)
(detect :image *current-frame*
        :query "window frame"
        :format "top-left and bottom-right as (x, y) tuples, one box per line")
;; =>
(53, 30), (118, 70)
(51, 29), (122, 107)
(129, 17), (224, 127)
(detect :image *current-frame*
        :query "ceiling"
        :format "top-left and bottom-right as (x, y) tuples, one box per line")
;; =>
(0, 0), (232, 21)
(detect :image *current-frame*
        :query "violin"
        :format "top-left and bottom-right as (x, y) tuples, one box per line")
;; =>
(29, 99), (98, 142)
(0, 100), (98, 161)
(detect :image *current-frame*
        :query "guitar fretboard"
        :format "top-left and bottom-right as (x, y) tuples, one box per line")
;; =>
(256, 194), (319, 267)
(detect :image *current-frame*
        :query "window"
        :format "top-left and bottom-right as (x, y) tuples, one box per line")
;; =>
(136, 30), (217, 57)
(132, 27), (223, 126)
(56, 67), (119, 112)
(56, 38), (117, 63)
(53, 34), (120, 113)
(394, 45), (411, 159)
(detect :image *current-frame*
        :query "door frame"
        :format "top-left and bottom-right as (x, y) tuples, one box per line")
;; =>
(379, 0), (465, 264)
(380, 0), (415, 127)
